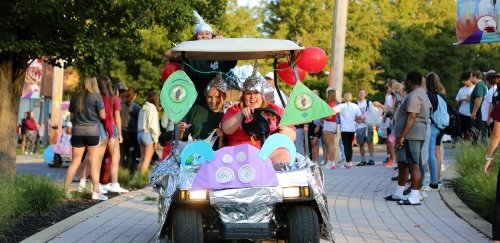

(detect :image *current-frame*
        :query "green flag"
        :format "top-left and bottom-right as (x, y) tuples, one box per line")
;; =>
(160, 70), (198, 122)
(279, 81), (334, 126)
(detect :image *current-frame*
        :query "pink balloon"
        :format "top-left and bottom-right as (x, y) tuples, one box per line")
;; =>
(276, 62), (306, 85)
(295, 47), (327, 73)
(161, 63), (181, 82)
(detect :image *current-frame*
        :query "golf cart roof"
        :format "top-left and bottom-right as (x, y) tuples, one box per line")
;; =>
(171, 38), (304, 60)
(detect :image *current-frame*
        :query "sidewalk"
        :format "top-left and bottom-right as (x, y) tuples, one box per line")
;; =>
(19, 150), (491, 243)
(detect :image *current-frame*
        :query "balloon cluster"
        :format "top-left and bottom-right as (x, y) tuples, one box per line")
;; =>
(277, 47), (327, 85)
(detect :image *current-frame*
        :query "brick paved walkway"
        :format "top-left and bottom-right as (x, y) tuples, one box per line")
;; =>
(20, 151), (490, 243)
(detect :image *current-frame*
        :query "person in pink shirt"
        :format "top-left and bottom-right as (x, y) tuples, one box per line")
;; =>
(221, 76), (295, 163)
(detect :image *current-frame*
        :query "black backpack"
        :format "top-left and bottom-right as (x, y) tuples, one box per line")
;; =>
(443, 102), (461, 137)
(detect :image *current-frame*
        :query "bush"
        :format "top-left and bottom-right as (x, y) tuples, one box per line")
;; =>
(454, 141), (497, 222)
(128, 170), (150, 189)
(118, 167), (133, 186)
(0, 175), (65, 240)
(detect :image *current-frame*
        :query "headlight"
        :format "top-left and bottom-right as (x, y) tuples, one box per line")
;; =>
(282, 186), (310, 198)
(180, 189), (208, 200)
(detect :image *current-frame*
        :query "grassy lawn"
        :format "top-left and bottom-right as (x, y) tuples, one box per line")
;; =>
(454, 141), (497, 222)
(16, 145), (46, 156)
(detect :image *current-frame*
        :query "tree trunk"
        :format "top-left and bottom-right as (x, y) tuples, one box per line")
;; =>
(0, 57), (26, 177)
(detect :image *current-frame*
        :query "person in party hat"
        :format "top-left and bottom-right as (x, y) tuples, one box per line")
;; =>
(165, 11), (237, 104)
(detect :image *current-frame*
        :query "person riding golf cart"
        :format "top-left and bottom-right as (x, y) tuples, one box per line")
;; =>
(151, 38), (335, 243)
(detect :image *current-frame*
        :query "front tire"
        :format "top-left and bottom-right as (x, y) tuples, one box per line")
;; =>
(286, 205), (320, 243)
(49, 154), (62, 168)
(170, 208), (203, 243)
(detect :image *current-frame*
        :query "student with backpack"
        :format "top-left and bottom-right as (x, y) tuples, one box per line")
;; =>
(425, 73), (448, 191)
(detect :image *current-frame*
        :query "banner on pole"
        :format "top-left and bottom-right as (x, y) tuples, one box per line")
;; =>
(456, 0), (500, 44)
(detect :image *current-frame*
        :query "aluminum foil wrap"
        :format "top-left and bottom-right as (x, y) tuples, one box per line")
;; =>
(149, 155), (179, 238)
(274, 153), (335, 242)
(209, 187), (282, 223)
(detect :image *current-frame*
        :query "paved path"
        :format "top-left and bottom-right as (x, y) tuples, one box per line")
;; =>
(20, 147), (491, 243)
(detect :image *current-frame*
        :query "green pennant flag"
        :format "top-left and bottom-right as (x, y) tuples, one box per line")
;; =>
(160, 70), (198, 122)
(279, 81), (334, 126)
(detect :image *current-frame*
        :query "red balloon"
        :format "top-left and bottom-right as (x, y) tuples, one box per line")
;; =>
(295, 47), (327, 73)
(161, 63), (181, 82)
(276, 62), (306, 85)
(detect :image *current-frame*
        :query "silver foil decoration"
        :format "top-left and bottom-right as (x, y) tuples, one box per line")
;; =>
(151, 149), (335, 242)
(209, 187), (282, 223)
(206, 74), (228, 94)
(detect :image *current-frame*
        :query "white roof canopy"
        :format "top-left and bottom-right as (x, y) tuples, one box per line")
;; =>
(171, 38), (304, 60)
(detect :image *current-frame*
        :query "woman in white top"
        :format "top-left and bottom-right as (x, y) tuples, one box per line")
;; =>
(333, 92), (362, 168)
(137, 91), (160, 176)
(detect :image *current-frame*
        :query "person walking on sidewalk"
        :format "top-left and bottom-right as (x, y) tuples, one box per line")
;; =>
(332, 92), (362, 169)
(455, 71), (475, 140)
(24, 111), (38, 155)
(385, 71), (431, 206)
(64, 77), (107, 201)
(355, 89), (376, 166)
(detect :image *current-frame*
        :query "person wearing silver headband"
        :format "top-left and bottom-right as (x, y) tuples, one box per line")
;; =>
(178, 75), (227, 149)
(221, 76), (296, 163)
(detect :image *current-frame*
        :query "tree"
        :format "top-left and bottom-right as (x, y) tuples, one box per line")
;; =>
(0, 0), (229, 177)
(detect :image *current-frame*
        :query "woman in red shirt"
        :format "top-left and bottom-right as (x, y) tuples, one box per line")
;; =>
(322, 88), (338, 169)
(221, 76), (295, 163)
(25, 111), (38, 155)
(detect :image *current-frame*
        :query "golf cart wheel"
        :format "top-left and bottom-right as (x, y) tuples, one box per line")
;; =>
(49, 154), (63, 168)
(286, 205), (320, 243)
(171, 208), (203, 243)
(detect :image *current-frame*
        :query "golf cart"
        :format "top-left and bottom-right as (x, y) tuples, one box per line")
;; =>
(151, 38), (334, 243)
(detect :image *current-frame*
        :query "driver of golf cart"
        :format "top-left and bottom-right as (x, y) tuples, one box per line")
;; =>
(221, 75), (296, 163)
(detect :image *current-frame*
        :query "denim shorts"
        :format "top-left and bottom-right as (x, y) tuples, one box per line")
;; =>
(356, 127), (374, 144)
(396, 140), (423, 164)
(111, 124), (119, 138)
(99, 124), (108, 140)
(138, 132), (154, 145)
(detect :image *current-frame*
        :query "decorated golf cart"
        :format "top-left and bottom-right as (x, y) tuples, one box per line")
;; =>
(150, 38), (335, 242)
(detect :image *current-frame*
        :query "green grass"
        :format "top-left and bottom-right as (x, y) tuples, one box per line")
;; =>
(128, 170), (150, 189)
(144, 196), (158, 202)
(454, 141), (498, 222)
(16, 145), (46, 155)
(118, 167), (133, 186)
(0, 175), (65, 240)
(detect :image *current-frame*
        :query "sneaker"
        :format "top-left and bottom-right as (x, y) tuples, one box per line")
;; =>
(24, 151), (28, 155)
(367, 160), (375, 165)
(403, 187), (411, 196)
(383, 157), (390, 163)
(92, 192), (108, 201)
(383, 159), (395, 168)
(77, 185), (86, 192)
(97, 184), (109, 194)
(29, 152), (33, 155)
(356, 161), (367, 166)
(330, 165), (337, 170)
(110, 183), (129, 193)
(391, 176), (398, 181)
(344, 163), (353, 169)
(423, 183), (439, 192)
(441, 164), (446, 172)
(102, 183), (112, 192)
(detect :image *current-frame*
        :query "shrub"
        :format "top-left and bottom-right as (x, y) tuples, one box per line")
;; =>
(0, 175), (65, 240)
(128, 170), (150, 189)
(118, 167), (133, 186)
(454, 141), (497, 222)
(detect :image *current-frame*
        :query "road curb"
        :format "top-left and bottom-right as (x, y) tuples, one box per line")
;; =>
(20, 188), (150, 243)
(440, 181), (492, 239)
